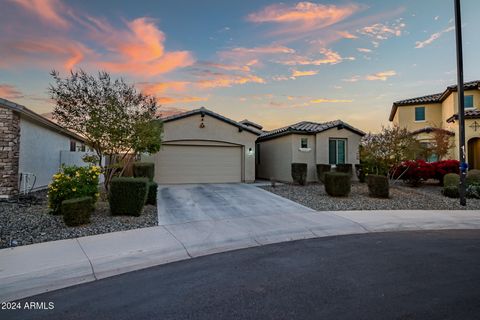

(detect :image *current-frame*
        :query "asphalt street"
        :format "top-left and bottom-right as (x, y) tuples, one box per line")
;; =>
(3, 230), (480, 320)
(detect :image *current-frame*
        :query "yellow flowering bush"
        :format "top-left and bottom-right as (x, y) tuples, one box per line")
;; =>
(48, 165), (101, 215)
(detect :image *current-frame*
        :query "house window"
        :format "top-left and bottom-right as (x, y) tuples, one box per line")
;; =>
(415, 106), (425, 121)
(300, 138), (308, 149)
(79, 144), (86, 152)
(70, 141), (76, 152)
(465, 95), (474, 109)
(329, 139), (346, 165)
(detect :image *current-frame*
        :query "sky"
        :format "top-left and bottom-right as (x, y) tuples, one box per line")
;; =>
(0, 0), (479, 132)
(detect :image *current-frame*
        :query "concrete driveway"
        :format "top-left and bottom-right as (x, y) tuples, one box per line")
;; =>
(156, 183), (366, 257)
(157, 183), (314, 225)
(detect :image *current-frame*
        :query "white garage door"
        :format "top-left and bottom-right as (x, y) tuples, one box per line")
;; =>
(155, 145), (242, 184)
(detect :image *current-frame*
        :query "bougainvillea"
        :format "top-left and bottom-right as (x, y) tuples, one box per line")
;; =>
(391, 159), (460, 187)
(432, 160), (460, 184)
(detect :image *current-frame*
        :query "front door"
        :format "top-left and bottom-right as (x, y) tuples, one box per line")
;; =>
(468, 138), (480, 169)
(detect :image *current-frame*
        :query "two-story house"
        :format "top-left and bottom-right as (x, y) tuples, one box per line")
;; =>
(389, 80), (480, 168)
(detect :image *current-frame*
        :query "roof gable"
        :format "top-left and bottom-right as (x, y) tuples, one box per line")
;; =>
(389, 80), (480, 121)
(161, 107), (261, 135)
(258, 120), (365, 141)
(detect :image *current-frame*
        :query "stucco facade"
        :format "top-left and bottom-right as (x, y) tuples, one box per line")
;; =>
(257, 123), (364, 183)
(143, 108), (259, 183)
(390, 81), (480, 167)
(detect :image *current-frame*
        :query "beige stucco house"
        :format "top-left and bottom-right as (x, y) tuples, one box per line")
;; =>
(389, 80), (480, 167)
(256, 120), (365, 183)
(142, 107), (260, 184)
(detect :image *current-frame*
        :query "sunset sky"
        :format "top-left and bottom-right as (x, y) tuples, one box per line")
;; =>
(0, 0), (479, 132)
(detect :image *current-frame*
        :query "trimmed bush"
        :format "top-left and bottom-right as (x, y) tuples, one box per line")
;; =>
(467, 185), (480, 199)
(62, 197), (93, 227)
(146, 181), (158, 205)
(355, 164), (366, 183)
(336, 163), (353, 176)
(133, 162), (155, 181)
(367, 175), (389, 198)
(443, 173), (460, 188)
(324, 172), (351, 197)
(316, 164), (331, 183)
(291, 163), (307, 185)
(109, 177), (149, 216)
(467, 169), (480, 186)
(443, 186), (459, 198)
(442, 173), (459, 198)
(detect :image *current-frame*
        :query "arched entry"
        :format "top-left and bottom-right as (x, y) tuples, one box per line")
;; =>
(468, 138), (480, 169)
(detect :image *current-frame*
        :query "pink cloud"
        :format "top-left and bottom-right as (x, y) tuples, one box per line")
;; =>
(310, 98), (352, 103)
(0, 84), (24, 99)
(96, 18), (195, 76)
(247, 2), (359, 34)
(365, 70), (396, 81)
(196, 71), (265, 89)
(11, 0), (69, 28)
(139, 81), (190, 95)
(156, 95), (208, 105)
(277, 48), (352, 66)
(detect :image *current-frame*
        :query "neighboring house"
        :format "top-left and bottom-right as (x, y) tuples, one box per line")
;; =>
(0, 98), (88, 198)
(142, 107), (260, 184)
(256, 120), (365, 183)
(389, 80), (480, 167)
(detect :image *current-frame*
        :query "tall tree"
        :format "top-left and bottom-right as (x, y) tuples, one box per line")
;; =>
(49, 70), (162, 188)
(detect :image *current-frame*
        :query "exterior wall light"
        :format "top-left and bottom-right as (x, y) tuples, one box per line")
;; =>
(248, 148), (253, 156)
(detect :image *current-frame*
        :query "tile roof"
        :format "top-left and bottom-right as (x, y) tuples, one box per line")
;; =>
(161, 107), (262, 135)
(446, 109), (480, 123)
(410, 126), (455, 136)
(389, 80), (480, 121)
(258, 120), (365, 141)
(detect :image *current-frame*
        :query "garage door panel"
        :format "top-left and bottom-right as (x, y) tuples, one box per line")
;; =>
(155, 145), (242, 184)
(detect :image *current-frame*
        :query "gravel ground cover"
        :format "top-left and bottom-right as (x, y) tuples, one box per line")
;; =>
(261, 181), (480, 211)
(0, 191), (158, 249)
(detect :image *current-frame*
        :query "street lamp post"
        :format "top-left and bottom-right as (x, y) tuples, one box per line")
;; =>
(454, 0), (467, 206)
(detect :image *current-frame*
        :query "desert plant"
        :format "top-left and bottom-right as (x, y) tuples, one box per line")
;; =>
(367, 175), (389, 198)
(48, 165), (100, 215)
(61, 197), (93, 227)
(291, 163), (307, 185)
(316, 164), (331, 183)
(466, 169), (480, 186)
(109, 177), (149, 216)
(324, 172), (351, 197)
(146, 181), (158, 205)
(133, 162), (155, 181)
(335, 163), (353, 176)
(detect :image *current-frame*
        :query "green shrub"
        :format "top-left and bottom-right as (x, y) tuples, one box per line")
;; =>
(133, 162), (155, 181)
(336, 164), (353, 176)
(367, 175), (389, 198)
(355, 164), (366, 183)
(146, 181), (158, 205)
(291, 163), (307, 185)
(48, 165), (100, 215)
(324, 172), (351, 197)
(466, 169), (480, 186)
(443, 173), (460, 188)
(62, 197), (93, 227)
(316, 164), (331, 183)
(109, 177), (149, 216)
(443, 186), (459, 198)
(467, 185), (480, 199)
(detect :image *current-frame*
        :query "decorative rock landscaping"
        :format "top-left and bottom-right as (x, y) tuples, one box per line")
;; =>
(261, 182), (480, 211)
(0, 191), (157, 249)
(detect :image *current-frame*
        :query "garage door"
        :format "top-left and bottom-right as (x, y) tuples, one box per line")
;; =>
(155, 145), (242, 184)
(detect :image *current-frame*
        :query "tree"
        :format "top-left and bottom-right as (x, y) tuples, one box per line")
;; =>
(431, 129), (455, 160)
(360, 125), (422, 177)
(49, 70), (162, 189)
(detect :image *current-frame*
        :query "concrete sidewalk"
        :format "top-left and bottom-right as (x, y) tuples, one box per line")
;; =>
(1, 209), (480, 302)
